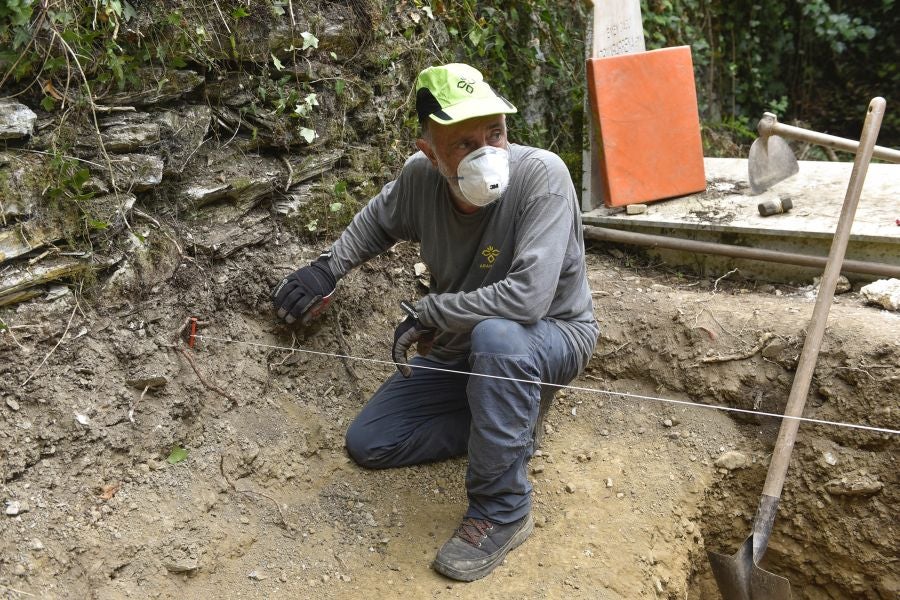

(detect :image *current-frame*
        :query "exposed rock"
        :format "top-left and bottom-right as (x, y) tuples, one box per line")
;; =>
(0, 151), (47, 220)
(860, 279), (900, 311)
(273, 183), (315, 216)
(182, 176), (274, 212)
(761, 338), (788, 360)
(188, 209), (272, 258)
(814, 274), (851, 295)
(0, 100), (37, 140)
(107, 154), (164, 192)
(163, 542), (202, 574)
(155, 105), (211, 175)
(126, 375), (168, 389)
(626, 204), (648, 215)
(100, 69), (204, 107)
(285, 149), (344, 189)
(824, 474), (884, 497)
(175, 150), (286, 214)
(96, 113), (161, 152)
(5, 500), (29, 515)
(206, 72), (258, 107)
(0, 222), (64, 264)
(0, 258), (91, 307)
(714, 450), (748, 471)
(164, 557), (200, 574)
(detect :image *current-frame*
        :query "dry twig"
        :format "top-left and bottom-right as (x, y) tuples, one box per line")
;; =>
(177, 346), (238, 406)
(333, 309), (360, 382)
(595, 341), (630, 359)
(699, 332), (776, 365)
(712, 268), (739, 293)
(21, 295), (79, 387)
(0, 583), (35, 597)
(128, 384), (150, 423)
(219, 455), (293, 535)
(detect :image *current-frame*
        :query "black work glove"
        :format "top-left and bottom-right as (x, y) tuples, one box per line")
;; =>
(272, 252), (337, 324)
(392, 301), (435, 378)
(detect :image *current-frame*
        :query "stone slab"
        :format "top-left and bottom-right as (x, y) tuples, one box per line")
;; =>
(584, 157), (899, 244)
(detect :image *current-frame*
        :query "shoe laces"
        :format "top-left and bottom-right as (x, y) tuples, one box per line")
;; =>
(455, 517), (494, 547)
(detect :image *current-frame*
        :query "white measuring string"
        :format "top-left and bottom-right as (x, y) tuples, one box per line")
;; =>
(194, 334), (900, 436)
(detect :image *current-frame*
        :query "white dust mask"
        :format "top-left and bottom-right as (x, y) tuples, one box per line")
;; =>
(455, 146), (510, 207)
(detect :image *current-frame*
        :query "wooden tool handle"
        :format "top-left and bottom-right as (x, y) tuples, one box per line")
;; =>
(758, 111), (900, 163)
(761, 98), (886, 501)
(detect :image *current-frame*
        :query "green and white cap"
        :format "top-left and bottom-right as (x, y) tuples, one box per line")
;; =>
(415, 63), (517, 125)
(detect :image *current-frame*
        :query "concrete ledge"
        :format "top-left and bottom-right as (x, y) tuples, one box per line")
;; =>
(583, 157), (900, 282)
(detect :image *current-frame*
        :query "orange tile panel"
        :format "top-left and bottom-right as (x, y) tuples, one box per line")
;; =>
(587, 46), (707, 207)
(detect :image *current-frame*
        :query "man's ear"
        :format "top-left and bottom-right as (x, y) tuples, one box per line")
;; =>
(416, 138), (438, 167)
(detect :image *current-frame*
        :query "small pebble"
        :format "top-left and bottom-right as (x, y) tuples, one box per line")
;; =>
(626, 203), (648, 215)
(565, 483), (576, 494)
(663, 419), (673, 428)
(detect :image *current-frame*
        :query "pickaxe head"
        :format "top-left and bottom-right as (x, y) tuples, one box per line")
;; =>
(748, 113), (799, 195)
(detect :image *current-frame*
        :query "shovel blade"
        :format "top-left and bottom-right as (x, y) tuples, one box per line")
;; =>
(748, 134), (799, 195)
(708, 536), (792, 600)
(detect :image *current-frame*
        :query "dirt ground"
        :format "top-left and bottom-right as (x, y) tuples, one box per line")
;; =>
(1, 235), (897, 599)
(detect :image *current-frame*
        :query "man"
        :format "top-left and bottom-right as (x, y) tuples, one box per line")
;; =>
(272, 63), (598, 582)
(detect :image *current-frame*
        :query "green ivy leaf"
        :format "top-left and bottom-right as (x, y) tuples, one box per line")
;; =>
(271, 54), (284, 71)
(299, 127), (317, 143)
(301, 31), (319, 50)
(167, 446), (188, 464)
(122, 1), (137, 22)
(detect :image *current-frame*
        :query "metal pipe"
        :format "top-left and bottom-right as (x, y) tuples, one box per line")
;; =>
(583, 225), (900, 278)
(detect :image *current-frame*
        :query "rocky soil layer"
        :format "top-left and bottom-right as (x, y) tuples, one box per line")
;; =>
(1, 243), (897, 599)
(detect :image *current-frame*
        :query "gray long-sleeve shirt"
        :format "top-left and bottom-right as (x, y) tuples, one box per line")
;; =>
(325, 143), (599, 365)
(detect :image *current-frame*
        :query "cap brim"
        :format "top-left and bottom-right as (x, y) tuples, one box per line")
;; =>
(428, 96), (518, 125)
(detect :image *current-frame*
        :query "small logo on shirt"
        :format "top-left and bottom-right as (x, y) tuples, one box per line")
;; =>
(480, 245), (500, 269)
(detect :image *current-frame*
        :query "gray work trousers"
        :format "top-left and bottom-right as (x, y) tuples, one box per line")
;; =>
(344, 317), (585, 524)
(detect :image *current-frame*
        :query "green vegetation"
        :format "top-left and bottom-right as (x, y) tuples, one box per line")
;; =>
(642, 0), (898, 150)
(1, 0), (896, 245)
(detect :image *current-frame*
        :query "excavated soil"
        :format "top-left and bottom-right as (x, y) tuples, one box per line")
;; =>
(1, 236), (897, 599)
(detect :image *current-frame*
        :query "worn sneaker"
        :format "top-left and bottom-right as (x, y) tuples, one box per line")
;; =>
(432, 513), (534, 582)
